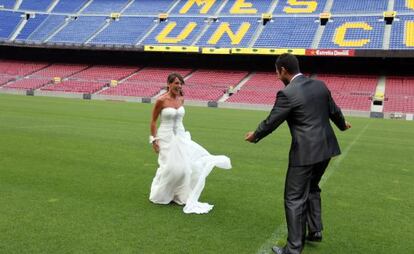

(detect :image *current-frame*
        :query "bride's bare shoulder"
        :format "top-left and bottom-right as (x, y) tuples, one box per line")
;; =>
(156, 94), (168, 103)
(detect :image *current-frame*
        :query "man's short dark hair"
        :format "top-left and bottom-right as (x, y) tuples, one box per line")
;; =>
(275, 53), (300, 75)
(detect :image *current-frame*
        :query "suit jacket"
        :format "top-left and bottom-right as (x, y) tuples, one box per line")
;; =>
(254, 75), (347, 166)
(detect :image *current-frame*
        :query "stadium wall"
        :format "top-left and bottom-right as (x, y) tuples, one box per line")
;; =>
(0, 45), (413, 120)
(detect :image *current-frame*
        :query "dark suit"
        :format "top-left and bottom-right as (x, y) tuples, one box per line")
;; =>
(254, 75), (347, 254)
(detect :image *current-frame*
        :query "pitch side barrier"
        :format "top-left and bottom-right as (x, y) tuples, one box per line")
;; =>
(4, 41), (414, 58)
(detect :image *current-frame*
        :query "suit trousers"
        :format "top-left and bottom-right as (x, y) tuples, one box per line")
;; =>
(284, 159), (330, 254)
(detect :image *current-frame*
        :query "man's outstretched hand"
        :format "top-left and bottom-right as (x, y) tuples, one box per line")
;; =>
(245, 131), (255, 143)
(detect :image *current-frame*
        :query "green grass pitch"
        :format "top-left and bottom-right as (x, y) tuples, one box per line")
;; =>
(0, 94), (413, 253)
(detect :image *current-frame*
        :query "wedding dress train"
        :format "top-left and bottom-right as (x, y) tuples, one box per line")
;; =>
(149, 106), (231, 214)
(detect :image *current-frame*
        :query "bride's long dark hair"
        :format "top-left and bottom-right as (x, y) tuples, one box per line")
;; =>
(166, 73), (184, 96)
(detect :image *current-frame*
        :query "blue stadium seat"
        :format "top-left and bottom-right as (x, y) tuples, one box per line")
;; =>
(19, 0), (53, 12)
(16, 14), (48, 40)
(52, 0), (89, 13)
(26, 15), (66, 42)
(48, 16), (107, 43)
(0, 11), (22, 40)
(319, 16), (385, 49)
(254, 17), (318, 48)
(394, 0), (414, 12)
(0, 0), (16, 9)
(123, 0), (174, 14)
(89, 17), (155, 45)
(142, 17), (206, 46)
(82, 0), (129, 14)
(220, 0), (272, 15)
(330, 0), (388, 14)
(390, 15), (414, 49)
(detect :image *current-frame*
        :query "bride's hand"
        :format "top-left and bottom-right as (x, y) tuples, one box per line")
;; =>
(152, 140), (160, 153)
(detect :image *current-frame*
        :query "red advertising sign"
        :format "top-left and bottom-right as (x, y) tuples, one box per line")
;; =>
(306, 49), (356, 57)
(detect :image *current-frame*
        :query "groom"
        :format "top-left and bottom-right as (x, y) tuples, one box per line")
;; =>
(245, 53), (351, 254)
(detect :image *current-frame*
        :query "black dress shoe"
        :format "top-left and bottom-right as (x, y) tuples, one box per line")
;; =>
(271, 246), (285, 254)
(306, 231), (322, 242)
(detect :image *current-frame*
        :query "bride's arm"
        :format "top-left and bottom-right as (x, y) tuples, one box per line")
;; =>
(150, 99), (163, 153)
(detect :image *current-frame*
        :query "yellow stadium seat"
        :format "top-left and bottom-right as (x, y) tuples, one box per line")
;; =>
(383, 11), (396, 24)
(53, 77), (61, 83)
(319, 12), (331, 26)
(158, 13), (168, 21)
(110, 80), (118, 87)
(110, 12), (121, 20)
(261, 13), (272, 25)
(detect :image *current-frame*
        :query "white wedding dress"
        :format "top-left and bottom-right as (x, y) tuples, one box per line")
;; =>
(149, 106), (231, 214)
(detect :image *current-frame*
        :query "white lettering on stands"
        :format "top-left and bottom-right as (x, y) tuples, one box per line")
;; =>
(314, 49), (353, 56)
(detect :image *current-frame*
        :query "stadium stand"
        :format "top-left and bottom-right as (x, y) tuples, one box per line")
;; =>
(384, 77), (414, 113)
(185, 69), (248, 88)
(183, 86), (226, 101)
(0, 0), (16, 9)
(0, 75), (15, 86)
(390, 15), (414, 49)
(24, 15), (67, 42)
(69, 65), (139, 82)
(0, 11), (22, 40)
(51, 0), (89, 13)
(254, 17), (318, 48)
(15, 14), (48, 41)
(220, 0), (272, 14)
(394, 0), (414, 12)
(98, 67), (192, 98)
(48, 16), (107, 43)
(183, 69), (248, 101)
(385, 77), (414, 97)
(2, 77), (50, 90)
(0, 0), (414, 116)
(384, 96), (414, 114)
(19, 0), (53, 12)
(273, 0), (327, 14)
(170, 0), (222, 15)
(142, 17), (206, 46)
(0, 57), (413, 114)
(124, 67), (192, 83)
(330, 94), (372, 111)
(226, 72), (284, 105)
(318, 16), (385, 49)
(316, 74), (378, 111)
(316, 74), (378, 95)
(30, 63), (89, 78)
(98, 82), (165, 98)
(82, 0), (129, 14)
(0, 0), (413, 50)
(330, 0), (389, 14)
(196, 17), (259, 48)
(0, 60), (48, 76)
(88, 17), (155, 45)
(41, 80), (106, 94)
(226, 73), (377, 111)
(123, 0), (174, 15)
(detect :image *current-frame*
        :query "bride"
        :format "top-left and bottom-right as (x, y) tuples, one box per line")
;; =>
(149, 73), (232, 214)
